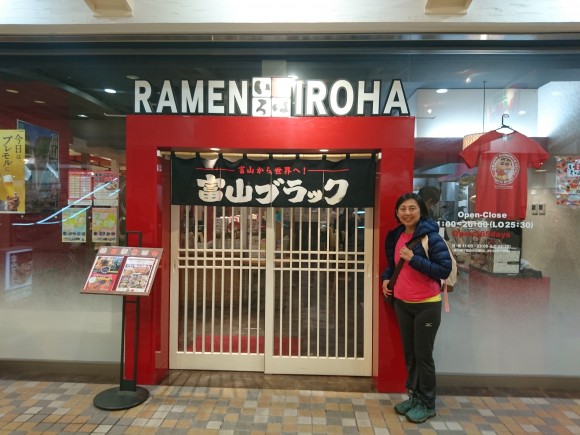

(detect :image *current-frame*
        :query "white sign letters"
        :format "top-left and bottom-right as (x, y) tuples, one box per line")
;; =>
(135, 77), (409, 117)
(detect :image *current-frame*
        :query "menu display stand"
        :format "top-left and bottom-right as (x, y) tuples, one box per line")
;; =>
(92, 294), (149, 410)
(81, 232), (163, 410)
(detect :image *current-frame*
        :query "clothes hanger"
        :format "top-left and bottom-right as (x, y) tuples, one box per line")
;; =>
(496, 113), (516, 134)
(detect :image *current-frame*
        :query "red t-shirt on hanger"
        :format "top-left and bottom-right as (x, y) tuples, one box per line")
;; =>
(459, 130), (548, 220)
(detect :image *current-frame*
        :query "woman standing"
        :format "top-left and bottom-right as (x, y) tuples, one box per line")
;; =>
(381, 192), (452, 424)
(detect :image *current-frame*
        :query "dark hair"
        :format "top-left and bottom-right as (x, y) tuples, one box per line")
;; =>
(33, 136), (51, 157)
(418, 186), (441, 205)
(394, 193), (429, 223)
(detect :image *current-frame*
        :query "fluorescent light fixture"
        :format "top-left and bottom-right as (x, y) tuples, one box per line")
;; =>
(436, 88), (448, 94)
(210, 148), (220, 151)
(6, 89), (19, 94)
(78, 114), (88, 118)
(84, 0), (133, 17)
(425, 0), (473, 15)
(34, 100), (46, 104)
(104, 88), (117, 94)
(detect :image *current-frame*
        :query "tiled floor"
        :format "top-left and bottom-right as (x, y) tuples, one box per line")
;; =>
(1, 371), (579, 434)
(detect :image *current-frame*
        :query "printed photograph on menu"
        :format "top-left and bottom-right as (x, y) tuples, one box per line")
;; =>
(116, 256), (157, 294)
(83, 255), (124, 293)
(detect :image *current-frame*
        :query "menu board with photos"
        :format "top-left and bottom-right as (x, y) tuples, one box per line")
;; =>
(62, 207), (88, 242)
(68, 170), (119, 207)
(68, 170), (93, 206)
(92, 207), (118, 244)
(82, 246), (163, 296)
(93, 171), (119, 207)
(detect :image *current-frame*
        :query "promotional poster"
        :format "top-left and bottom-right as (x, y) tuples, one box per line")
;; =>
(0, 129), (26, 213)
(17, 120), (60, 213)
(556, 156), (580, 207)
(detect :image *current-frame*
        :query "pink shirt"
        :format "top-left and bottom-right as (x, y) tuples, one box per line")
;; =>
(394, 232), (440, 302)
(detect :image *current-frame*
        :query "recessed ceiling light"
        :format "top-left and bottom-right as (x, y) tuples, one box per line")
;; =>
(104, 88), (117, 94)
(436, 88), (448, 94)
(6, 89), (19, 94)
(465, 77), (472, 84)
(34, 100), (46, 104)
(126, 75), (139, 80)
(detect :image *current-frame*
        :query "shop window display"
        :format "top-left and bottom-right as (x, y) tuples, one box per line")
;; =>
(0, 42), (579, 383)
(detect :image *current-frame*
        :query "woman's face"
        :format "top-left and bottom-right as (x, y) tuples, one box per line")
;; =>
(397, 199), (421, 230)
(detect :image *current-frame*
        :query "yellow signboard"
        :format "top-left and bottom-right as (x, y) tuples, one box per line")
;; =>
(0, 130), (26, 213)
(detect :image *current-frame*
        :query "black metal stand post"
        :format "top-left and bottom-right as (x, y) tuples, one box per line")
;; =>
(93, 231), (149, 410)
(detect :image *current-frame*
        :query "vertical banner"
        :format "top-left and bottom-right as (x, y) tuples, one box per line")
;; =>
(62, 207), (88, 243)
(92, 207), (118, 244)
(556, 156), (580, 207)
(0, 129), (26, 213)
(17, 120), (60, 213)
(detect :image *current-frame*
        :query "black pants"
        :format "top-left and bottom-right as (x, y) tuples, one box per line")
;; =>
(394, 298), (441, 409)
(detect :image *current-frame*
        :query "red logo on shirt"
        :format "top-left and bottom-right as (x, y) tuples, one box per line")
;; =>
(490, 153), (520, 187)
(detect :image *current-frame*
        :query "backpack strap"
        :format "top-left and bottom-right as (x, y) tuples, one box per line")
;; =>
(421, 234), (450, 313)
(442, 283), (450, 313)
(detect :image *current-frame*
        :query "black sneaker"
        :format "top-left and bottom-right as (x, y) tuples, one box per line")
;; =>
(406, 401), (436, 423)
(394, 396), (416, 415)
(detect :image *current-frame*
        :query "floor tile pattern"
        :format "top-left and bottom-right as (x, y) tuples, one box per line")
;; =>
(1, 378), (580, 434)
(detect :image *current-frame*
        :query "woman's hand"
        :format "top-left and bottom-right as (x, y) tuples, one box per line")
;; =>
(382, 280), (392, 298)
(399, 245), (414, 262)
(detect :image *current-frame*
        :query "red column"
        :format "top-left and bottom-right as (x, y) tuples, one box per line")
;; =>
(125, 127), (168, 384)
(373, 143), (414, 392)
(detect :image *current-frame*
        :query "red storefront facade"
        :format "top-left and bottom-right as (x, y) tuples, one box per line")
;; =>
(125, 115), (414, 391)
